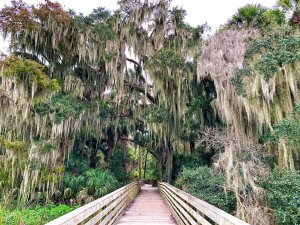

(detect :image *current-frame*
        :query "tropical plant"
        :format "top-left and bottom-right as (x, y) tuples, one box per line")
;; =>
(277, 0), (300, 11)
(229, 4), (266, 27)
(229, 4), (285, 29)
(64, 169), (120, 202)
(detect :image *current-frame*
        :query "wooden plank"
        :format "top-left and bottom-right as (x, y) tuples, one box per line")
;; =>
(117, 185), (177, 225)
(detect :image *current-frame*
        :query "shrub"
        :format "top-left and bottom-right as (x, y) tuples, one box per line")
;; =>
(64, 169), (120, 202)
(84, 169), (120, 198)
(172, 150), (205, 179)
(175, 166), (236, 213)
(0, 204), (77, 225)
(263, 169), (300, 225)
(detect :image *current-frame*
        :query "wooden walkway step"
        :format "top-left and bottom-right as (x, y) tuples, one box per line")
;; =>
(117, 184), (177, 225)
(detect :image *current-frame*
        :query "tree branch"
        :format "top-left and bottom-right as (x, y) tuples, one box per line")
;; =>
(124, 80), (156, 103)
(119, 137), (157, 157)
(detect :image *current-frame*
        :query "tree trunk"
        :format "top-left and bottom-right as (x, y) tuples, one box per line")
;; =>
(143, 150), (149, 179)
(156, 154), (163, 181)
(165, 147), (173, 183)
(190, 141), (195, 155)
(138, 146), (142, 179)
(121, 137), (127, 169)
(107, 127), (114, 158)
(184, 142), (191, 155)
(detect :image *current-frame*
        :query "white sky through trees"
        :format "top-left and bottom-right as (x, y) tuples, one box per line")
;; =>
(0, 0), (277, 53)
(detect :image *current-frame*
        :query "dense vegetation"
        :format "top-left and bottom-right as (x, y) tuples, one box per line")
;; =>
(0, 204), (77, 225)
(0, 0), (299, 224)
(175, 166), (236, 213)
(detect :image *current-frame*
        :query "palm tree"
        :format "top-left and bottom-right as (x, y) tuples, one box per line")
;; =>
(277, 0), (300, 11)
(229, 4), (266, 27)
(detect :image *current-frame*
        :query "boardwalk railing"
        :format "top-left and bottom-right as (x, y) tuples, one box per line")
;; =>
(158, 182), (249, 225)
(46, 182), (140, 225)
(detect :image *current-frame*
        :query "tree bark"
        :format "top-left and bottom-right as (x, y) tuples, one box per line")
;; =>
(121, 137), (127, 169)
(107, 127), (115, 158)
(165, 146), (173, 183)
(143, 150), (149, 179)
(138, 146), (142, 179)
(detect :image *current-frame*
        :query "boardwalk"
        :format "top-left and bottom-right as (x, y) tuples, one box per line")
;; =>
(46, 182), (250, 225)
(117, 185), (177, 225)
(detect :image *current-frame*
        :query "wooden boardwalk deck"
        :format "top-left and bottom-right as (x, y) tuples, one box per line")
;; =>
(117, 184), (177, 225)
(46, 182), (250, 225)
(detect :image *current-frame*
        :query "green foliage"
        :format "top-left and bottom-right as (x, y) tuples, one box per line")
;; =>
(99, 100), (115, 118)
(173, 150), (205, 179)
(230, 4), (266, 27)
(66, 154), (90, 175)
(133, 132), (152, 147)
(0, 55), (61, 91)
(93, 23), (115, 41)
(36, 141), (57, 154)
(229, 4), (285, 29)
(143, 104), (171, 123)
(64, 152), (121, 201)
(231, 66), (253, 95)
(64, 169), (120, 200)
(175, 166), (236, 213)
(188, 95), (210, 112)
(278, 0), (294, 10)
(245, 27), (300, 80)
(277, 0), (300, 11)
(72, 7), (114, 45)
(90, 7), (111, 22)
(263, 169), (300, 225)
(262, 9), (286, 28)
(110, 150), (130, 184)
(270, 103), (300, 146)
(233, 27), (300, 94)
(145, 48), (185, 70)
(0, 136), (28, 152)
(0, 204), (77, 225)
(84, 169), (119, 198)
(181, 94), (215, 142)
(35, 93), (88, 123)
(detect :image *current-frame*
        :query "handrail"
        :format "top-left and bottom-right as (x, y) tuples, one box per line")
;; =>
(46, 182), (140, 225)
(158, 182), (249, 225)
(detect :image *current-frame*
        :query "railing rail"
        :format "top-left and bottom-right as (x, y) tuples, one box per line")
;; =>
(158, 182), (249, 225)
(46, 182), (140, 225)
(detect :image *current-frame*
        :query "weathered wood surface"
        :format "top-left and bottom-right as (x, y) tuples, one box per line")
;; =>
(117, 184), (177, 225)
(158, 182), (250, 225)
(45, 182), (140, 225)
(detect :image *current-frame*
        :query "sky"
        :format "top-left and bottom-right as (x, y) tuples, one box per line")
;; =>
(0, 0), (277, 53)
